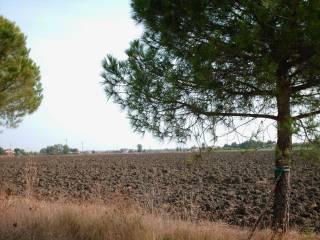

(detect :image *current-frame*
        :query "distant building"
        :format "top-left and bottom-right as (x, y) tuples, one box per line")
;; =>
(4, 149), (14, 156)
(120, 148), (129, 153)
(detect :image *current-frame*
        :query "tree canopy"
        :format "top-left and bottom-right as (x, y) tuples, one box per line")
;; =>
(223, 140), (275, 149)
(40, 144), (78, 155)
(101, 0), (320, 232)
(0, 16), (42, 129)
(137, 143), (143, 152)
(0, 146), (4, 155)
(102, 0), (320, 142)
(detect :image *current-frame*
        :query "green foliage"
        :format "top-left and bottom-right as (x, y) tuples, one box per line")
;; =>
(69, 148), (79, 154)
(63, 144), (70, 154)
(40, 144), (79, 155)
(299, 138), (320, 165)
(223, 140), (275, 149)
(0, 16), (42, 129)
(206, 146), (214, 152)
(201, 143), (206, 150)
(14, 148), (26, 156)
(137, 144), (143, 152)
(301, 227), (317, 239)
(102, 1), (320, 144)
(175, 147), (182, 152)
(0, 146), (4, 155)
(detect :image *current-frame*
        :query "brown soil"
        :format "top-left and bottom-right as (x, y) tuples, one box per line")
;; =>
(0, 151), (319, 232)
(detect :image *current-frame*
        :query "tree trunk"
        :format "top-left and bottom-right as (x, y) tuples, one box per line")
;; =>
(272, 140), (291, 232)
(272, 68), (292, 233)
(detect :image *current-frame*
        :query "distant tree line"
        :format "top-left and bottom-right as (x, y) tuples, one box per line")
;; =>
(223, 140), (275, 149)
(40, 144), (79, 155)
(14, 148), (26, 156)
(0, 146), (27, 156)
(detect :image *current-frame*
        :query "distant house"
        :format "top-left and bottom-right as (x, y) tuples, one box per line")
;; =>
(4, 149), (14, 156)
(120, 148), (129, 153)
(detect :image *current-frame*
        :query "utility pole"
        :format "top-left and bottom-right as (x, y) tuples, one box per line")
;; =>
(81, 141), (84, 153)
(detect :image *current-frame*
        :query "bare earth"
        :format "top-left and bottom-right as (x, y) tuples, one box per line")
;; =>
(0, 151), (319, 232)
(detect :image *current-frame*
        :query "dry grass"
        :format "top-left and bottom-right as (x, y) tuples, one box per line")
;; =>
(0, 194), (319, 240)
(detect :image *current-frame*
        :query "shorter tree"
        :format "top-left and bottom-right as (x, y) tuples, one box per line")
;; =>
(40, 144), (64, 155)
(137, 144), (143, 152)
(69, 148), (79, 154)
(39, 148), (47, 154)
(14, 148), (26, 156)
(0, 16), (42, 129)
(63, 144), (70, 154)
(40, 144), (77, 155)
(201, 143), (206, 150)
(0, 147), (4, 155)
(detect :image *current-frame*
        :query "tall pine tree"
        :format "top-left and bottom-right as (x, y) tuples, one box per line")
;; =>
(102, 0), (320, 233)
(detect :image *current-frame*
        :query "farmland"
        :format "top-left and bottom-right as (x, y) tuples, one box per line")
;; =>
(0, 151), (319, 232)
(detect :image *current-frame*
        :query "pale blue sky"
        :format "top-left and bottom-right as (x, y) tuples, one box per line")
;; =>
(0, 0), (274, 151)
(1, 0), (168, 151)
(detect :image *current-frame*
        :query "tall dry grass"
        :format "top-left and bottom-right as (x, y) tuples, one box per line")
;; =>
(0, 194), (318, 240)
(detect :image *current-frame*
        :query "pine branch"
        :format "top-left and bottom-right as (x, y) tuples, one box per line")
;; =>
(177, 101), (278, 120)
(293, 109), (320, 120)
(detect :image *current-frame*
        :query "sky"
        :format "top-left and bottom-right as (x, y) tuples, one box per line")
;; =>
(0, 1), (276, 151)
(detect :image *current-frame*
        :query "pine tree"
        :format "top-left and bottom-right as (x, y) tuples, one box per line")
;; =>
(0, 16), (42, 128)
(102, 0), (320, 233)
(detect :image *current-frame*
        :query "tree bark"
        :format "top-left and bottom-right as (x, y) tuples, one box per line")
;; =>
(272, 143), (291, 233)
(272, 68), (292, 233)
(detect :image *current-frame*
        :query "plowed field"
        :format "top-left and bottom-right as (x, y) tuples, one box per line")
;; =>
(0, 151), (319, 232)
